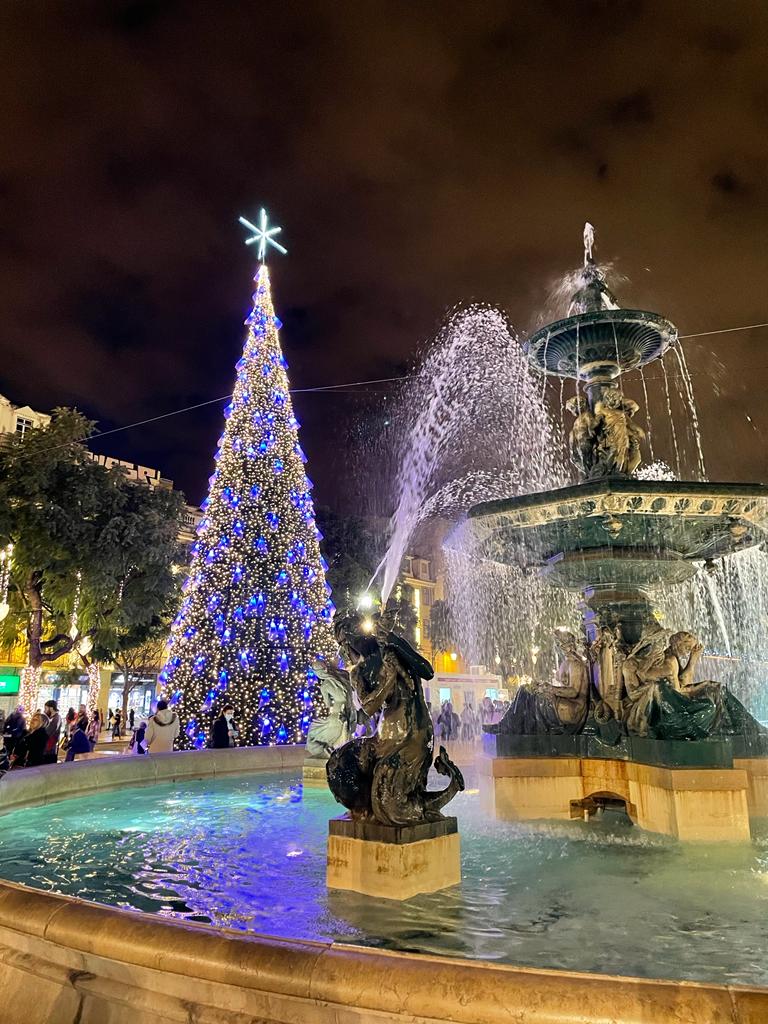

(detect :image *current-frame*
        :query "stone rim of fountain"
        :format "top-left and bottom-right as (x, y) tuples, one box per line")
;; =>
(0, 753), (766, 1024)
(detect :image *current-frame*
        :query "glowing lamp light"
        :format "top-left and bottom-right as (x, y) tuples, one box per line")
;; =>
(358, 593), (374, 611)
(361, 618), (374, 633)
(450, 651), (458, 662)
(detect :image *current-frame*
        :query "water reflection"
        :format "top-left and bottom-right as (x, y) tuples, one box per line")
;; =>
(0, 769), (766, 985)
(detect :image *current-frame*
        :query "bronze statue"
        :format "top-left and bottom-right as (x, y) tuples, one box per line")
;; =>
(566, 387), (645, 479)
(487, 630), (589, 736)
(590, 624), (625, 723)
(621, 624), (763, 740)
(593, 388), (644, 476)
(326, 610), (464, 826)
(566, 395), (600, 476)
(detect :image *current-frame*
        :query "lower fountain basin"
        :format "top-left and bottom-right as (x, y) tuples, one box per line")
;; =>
(0, 750), (767, 1024)
(467, 478), (768, 591)
(0, 755), (767, 988)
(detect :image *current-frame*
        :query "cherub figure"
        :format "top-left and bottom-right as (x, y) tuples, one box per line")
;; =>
(565, 394), (600, 476)
(593, 387), (645, 476)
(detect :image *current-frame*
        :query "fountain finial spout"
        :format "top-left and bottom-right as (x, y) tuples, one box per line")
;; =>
(568, 223), (619, 315)
(583, 222), (595, 267)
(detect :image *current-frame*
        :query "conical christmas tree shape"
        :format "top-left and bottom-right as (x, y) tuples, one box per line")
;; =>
(162, 264), (335, 748)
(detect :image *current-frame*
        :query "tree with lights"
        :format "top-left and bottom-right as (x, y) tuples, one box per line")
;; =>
(161, 211), (335, 748)
(0, 409), (183, 711)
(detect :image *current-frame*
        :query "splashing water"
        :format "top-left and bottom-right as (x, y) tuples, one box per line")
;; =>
(374, 305), (567, 600)
(442, 544), (581, 675)
(655, 547), (768, 715)
(635, 460), (676, 482)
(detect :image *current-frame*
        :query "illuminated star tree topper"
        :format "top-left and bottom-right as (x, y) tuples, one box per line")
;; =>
(238, 208), (288, 263)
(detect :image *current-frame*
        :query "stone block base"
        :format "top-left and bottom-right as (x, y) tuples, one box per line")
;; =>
(302, 756), (328, 788)
(327, 816), (460, 899)
(479, 755), (763, 842)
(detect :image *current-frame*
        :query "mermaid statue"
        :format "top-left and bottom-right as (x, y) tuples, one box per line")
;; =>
(326, 608), (465, 827)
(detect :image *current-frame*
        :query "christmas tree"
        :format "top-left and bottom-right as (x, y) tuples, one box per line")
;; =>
(162, 212), (335, 748)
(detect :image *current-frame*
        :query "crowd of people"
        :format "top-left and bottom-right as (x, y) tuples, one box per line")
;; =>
(0, 697), (185, 773)
(0, 691), (508, 775)
(431, 696), (511, 743)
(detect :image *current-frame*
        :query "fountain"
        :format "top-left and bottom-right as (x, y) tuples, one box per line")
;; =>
(465, 226), (768, 840)
(3, 232), (768, 1024)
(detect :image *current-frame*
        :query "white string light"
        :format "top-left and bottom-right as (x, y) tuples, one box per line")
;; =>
(0, 544), (13, 622)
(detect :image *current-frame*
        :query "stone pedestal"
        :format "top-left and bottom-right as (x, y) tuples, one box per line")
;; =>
(479, 754), (763, 842)
(327, 816), (461, 899)
(302, 756), (329, 788)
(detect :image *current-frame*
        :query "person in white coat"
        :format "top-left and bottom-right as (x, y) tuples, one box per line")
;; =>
(145, 700), (180, 754)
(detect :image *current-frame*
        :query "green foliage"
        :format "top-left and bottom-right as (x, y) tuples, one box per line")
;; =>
(428, 599), (453, 655)
(0, 408), (184, 666)
(316, 506), (379, 609)
(388, 582), (419, 647)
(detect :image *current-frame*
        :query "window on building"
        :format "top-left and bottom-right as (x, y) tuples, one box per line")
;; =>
(439, 686), (452, 704)
(422, 589), (433, 607)
(417, 559), (429, 579)
(403, 556), (413, 575)
(15, 416), (33, 438)
(485, 687), (498, 700)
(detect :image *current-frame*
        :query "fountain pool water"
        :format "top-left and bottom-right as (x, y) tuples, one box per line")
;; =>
(2, 768), (768, 987)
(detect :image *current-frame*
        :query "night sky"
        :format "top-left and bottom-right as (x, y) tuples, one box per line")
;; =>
(2, 1), (768, 509)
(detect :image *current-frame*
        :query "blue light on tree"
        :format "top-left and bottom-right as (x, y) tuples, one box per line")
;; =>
(160, 242), (335, 748)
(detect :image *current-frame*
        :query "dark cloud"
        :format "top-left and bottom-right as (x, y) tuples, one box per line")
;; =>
(0, 0), (767, 506)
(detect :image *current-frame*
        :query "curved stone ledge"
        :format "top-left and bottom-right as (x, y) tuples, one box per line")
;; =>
(0, 879), (764, 1024)
(0, 747), (765, 1022)
(0, 744), (306, 814)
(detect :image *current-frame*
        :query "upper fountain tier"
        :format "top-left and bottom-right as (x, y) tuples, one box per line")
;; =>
(462, 225), (768, 643)
(524, 228), (677, 386)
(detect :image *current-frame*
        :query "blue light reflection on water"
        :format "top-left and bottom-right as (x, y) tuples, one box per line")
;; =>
(1, 769), (767, 986)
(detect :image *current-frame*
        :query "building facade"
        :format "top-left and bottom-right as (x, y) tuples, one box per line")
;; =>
(400, 551), (502, 713)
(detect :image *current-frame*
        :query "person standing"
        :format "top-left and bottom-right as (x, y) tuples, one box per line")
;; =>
(145, 700), (180, 754)
(76, 704), (88, 731)
(211, 705), (238, 748)
(87, 710), (100, 750)
(43, 700), (61, 764)
(63, 707), (76, 748)
(107, 709), (114, 734)
(112, 709), (122, 739)
(64, 720), (91, 762)
(128, 708), (135, 731)
(437, 701), (455, 742)
(3, 706), (26, 757)
(460, 703), (476, 742)
(131, 720), (148, 754)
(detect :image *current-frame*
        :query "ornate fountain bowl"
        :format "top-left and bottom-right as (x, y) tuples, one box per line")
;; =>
(525, 309), (678, 382)
(465, 478), (768, 593)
